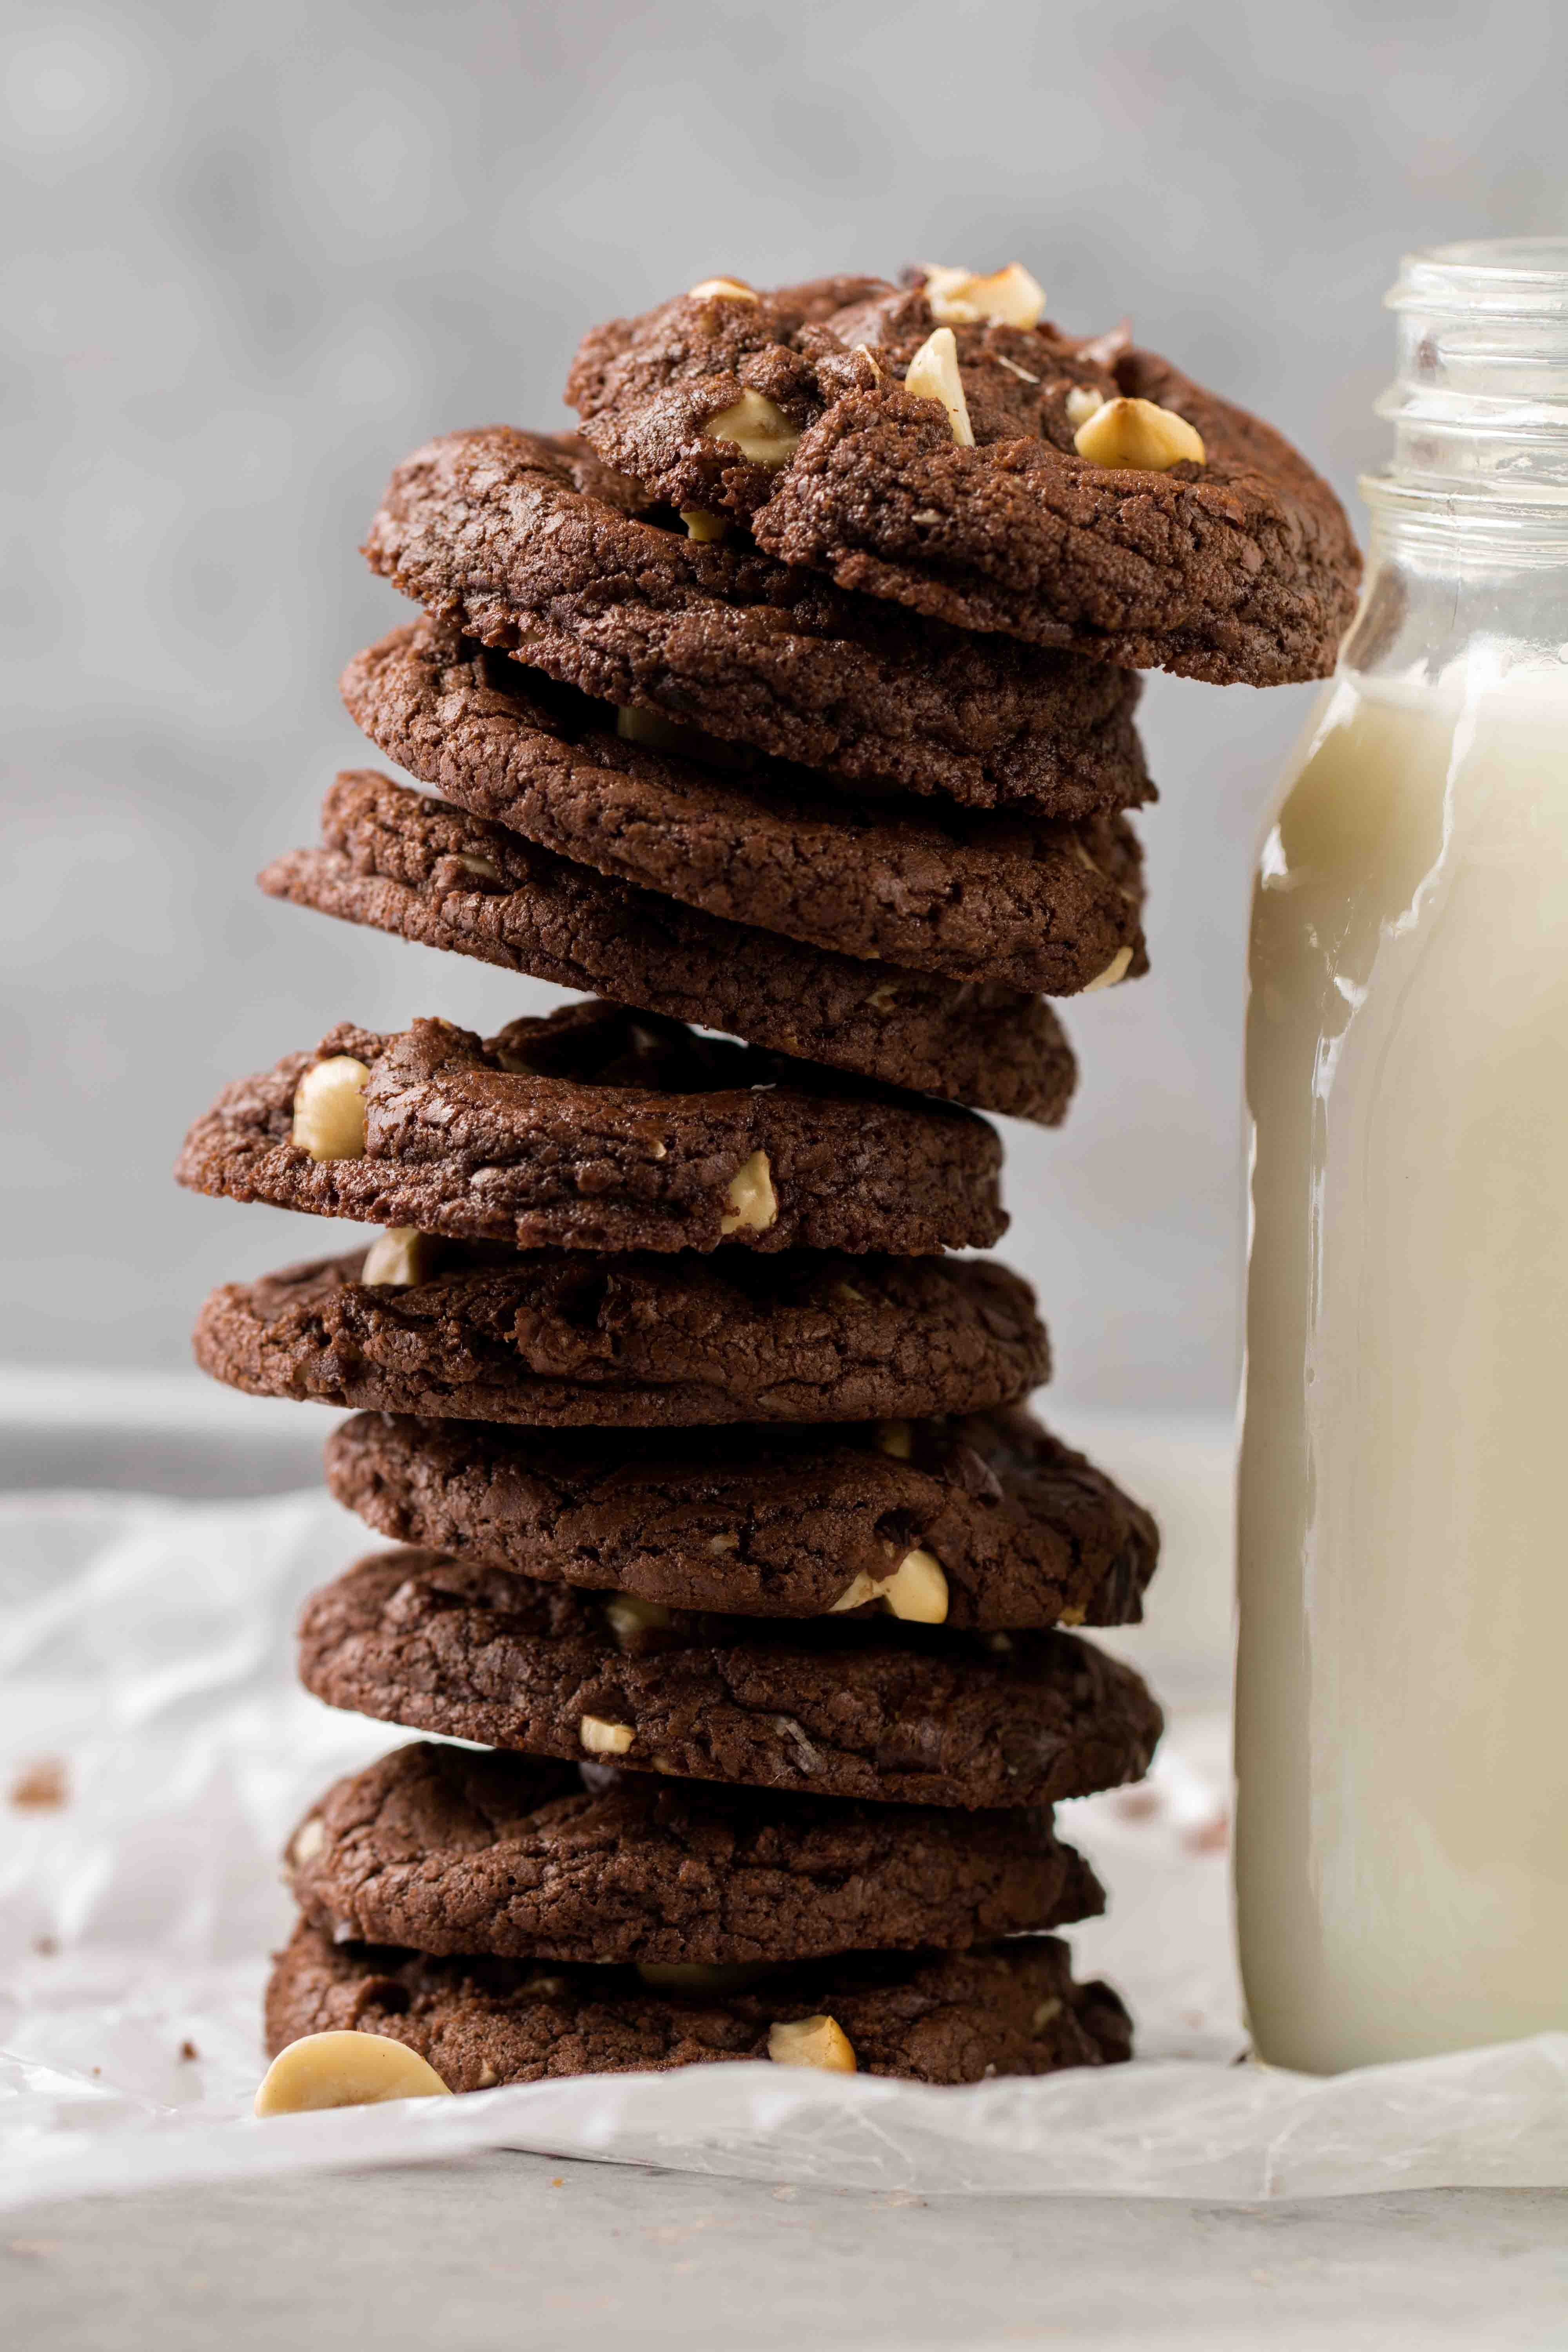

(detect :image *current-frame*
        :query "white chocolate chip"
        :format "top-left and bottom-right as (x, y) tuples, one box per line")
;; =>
(254, 2030), (451, 2116)
(603, 1593), (670, 1646)
(873, 1419), (914, 1460)
(1073, 395), (1204, 470)
(1064, 384), (1104, 428)
(866, 982), (900, 1013)
(767, 2014), (857, 2072)
(829, 1546), (949, 1625)
(993, 351), (1040, 385)
(699, 388), (801, 466)
(579, 1714), (635, 1756)
(636, 1960), (767, 1992)
(360, 1226), (433, 1287)
(291, 1055), (371, 1162)
(475, 2062), (499, 2087)
(452, 851), (501, 881)
(902, 327), (974, 448)
(832, 1280), (869, 1307)
(707, 1532), (740, 1553)
(1058, 1602), (1087, 1626)
(616, 705), (691, 750)
(1082, 945), (1134, 992)
(719, 1149), (777, 1236)
(679, 507), (728, 543)
(1031, 1998), (1063, 2032)
(923, 261), (1045, 330)
(688, 277), (758, 303)
(289, 1816), (327, 1867)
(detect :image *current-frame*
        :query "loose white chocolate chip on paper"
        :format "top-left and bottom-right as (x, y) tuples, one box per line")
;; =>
(579, 1714), (635, 1756)
(829, 1545), (949, 1624)
(923, 261), (1045, 330)
(1073, 395), (1205, 470)
(291, 1055), (371, 1162)
(360, 1226), (432, 1287)
(699, 389), (801, 466)
(767, 2014), (857, 2073)
(688, 277), (758, 303)
(1082, 945), (1135, 992)
(902, 327), (974, 448)
(603, 1592), (671, 1646)
(720, 1149), (777, 1235)
(254, 2030), (452, 2116)
(679, 507), (728, 543)
(1065, 384), (1105, 427)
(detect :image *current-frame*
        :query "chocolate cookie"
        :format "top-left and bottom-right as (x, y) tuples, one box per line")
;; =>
(323, 1406), (1155, 1629)
(193, 1246), (1049, 1428)
(266, 1918), (1133, 2087)
(341, 624), (1149, 992)
(260, 771), (1083, 1118)
(567, 272), (1361, 685)
(361, 426), (1152, 809)
(285, 1740), (1105, 1965)
(297, 1551), (1163, 1808)
(175, 1001), (1006, 1257)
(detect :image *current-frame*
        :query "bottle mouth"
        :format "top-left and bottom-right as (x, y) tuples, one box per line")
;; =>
(1369, 237), (1568, 514)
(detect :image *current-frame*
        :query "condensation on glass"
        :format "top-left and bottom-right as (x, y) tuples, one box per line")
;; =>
(1236, 242), (1568, 2073)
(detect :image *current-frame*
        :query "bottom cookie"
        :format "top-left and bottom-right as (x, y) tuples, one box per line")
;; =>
(266, 1918), (1131, 2088)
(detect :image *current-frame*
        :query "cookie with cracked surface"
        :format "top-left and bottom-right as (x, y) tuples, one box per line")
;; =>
(567, 270), (1360, 685)
(296, 1550), (1163, 1808)
(361, 426), (1152, 810)
(265, 1918), (1133, 2087)
(193, 1246), (1049, 1428)
(260, 771), (1084, 1118)
(341, 623), (1150, 992)
(174, 1001), (1005, 1257)
(322, 1405), (1156, 1628)
(284, 1740), (1105, 1965)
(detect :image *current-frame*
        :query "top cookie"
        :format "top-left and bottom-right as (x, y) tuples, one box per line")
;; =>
(361, 426), (1149, 810)
(567, 269), (1361, 685)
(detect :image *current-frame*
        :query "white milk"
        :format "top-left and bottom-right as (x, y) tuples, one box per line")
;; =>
(1236, 665), (1568, 2073)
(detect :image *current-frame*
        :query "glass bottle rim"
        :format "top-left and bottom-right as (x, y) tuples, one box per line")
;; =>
(1388, 238), (1568, 322)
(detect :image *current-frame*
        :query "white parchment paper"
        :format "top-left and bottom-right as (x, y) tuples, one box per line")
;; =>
(2, 1487), (1564, 2209)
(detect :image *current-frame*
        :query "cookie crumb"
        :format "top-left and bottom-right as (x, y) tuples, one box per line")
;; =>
(32, 1935), (59, 1957)
(180, 2040), (199, 2062)
(10, 1758), (68, 1809)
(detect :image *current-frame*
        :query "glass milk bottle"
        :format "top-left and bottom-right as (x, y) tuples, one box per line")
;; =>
(1236, 241), (1568, 2073)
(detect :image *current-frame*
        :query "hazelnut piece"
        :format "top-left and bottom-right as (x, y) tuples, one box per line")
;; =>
(720, 1149), (777, 1236)
(1073, 396), (1205, 470)
(699, 389), (800, 467)
(291, 1055), (371, 1162)
(829, 1546), (949, 1625)
(767, 2014), (857, 2073)
(254, 2030), (451, 2116)
(579, 1714), (635, 1756)
(902, 327), (974, 448)
(359, 1227), (433, 1287)
(923, 262), (1045, 330)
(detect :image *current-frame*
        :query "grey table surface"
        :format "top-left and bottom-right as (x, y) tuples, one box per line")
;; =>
(6, 2154), (1567, 2352)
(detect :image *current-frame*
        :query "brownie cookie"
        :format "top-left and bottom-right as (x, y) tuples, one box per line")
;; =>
(361, 426), (1152, 810)
(323, 1406), (1155, 1629)
(260, 771), (1083, 1117)
(175, 1001), (1006, 1257)
(297, 1551), (1163, 1808)
(285, 1740), (1105, 1965)
(193, 1246), (1049, 1428)
(266, 1919), (1133, 2087)
(567, 271), (1361, 685)
(342, 623), (1149, 991)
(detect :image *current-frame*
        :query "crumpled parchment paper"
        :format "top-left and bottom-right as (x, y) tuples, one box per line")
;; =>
(2, 1487), (1564, 2209)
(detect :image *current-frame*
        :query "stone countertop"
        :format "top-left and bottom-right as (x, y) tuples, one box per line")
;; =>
(7, 2154), (1566, 2351)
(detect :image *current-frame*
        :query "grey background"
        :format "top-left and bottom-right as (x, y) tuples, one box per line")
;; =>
(4, 0), (1563, 1408)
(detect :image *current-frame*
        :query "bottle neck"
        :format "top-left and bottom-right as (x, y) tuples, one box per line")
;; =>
(1345, 242), (1568, 684)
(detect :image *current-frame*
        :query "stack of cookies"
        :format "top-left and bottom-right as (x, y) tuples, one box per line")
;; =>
(177, 263), (1357, 2095)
